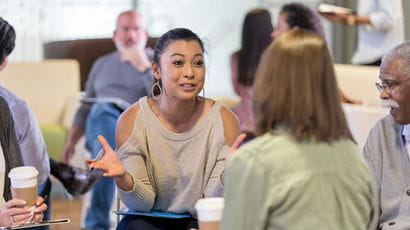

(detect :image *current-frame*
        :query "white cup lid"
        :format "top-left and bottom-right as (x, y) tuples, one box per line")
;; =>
(195, 197), (225, 210)
(8, 166), (38, 179)
(195, 198), (225, 221)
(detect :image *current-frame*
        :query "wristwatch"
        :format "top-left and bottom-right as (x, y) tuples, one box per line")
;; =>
(346, 15), (356, 26)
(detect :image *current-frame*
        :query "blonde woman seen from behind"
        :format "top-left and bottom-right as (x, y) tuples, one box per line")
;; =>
(221, 29), (374, 230)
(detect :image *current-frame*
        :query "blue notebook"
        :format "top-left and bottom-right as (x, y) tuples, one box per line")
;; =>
(114, 209), (191, 219)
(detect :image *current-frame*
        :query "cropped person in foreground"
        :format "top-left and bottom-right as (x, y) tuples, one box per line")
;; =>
(363, 41), (410, 229)
(0, 97), (47, 227)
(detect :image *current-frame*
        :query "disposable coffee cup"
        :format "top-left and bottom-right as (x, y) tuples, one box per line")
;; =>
(195, 197), (225, 230)
(8, 166), (38, 208)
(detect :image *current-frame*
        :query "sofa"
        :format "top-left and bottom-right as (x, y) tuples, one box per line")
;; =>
(0, 60), (81, 160)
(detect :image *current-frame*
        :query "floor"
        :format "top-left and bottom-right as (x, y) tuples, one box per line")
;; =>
(50, 196), (82, 230)
(48, 141), (86, 230)
(48, 181), (118, 230)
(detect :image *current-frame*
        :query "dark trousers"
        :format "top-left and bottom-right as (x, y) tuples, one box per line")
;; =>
(84, 103), (121, 230)
(116, 215), (198, 230)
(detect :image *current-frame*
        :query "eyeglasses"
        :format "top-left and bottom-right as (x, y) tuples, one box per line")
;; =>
(375, 78), (410, 95)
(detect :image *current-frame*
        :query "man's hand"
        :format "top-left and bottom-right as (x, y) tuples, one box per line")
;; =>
(320, 12), (350, 23)
(120, 45), (151, 72)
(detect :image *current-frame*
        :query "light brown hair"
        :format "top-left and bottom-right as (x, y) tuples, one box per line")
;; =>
(253, 29), (353, 142)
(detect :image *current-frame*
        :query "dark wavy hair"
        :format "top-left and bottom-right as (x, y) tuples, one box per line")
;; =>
(0, 17), (16, 62)
(153, 28), (204, 65)
(237, 8), (273, 86)
(281, 2), (325, 39)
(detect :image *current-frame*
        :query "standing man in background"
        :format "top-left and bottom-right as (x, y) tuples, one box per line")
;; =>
(321, 0), (404, 66)
(61, 10), (154, 230)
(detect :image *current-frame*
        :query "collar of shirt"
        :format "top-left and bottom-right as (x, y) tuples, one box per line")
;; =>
(402, 124), (410, 142)
(403, 125), (410, 161)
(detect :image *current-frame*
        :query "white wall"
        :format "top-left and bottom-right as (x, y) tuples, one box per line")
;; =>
(137, 0), (260, 97)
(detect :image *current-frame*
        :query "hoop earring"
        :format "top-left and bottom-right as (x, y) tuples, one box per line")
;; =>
(197, 88), (205, 101)
(151, 81), (162, 100)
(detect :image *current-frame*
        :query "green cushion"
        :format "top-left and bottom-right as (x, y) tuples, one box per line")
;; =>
(40, 125), (67, 160)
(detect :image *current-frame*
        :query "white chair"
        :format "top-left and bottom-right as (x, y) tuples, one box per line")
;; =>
(342, 103), (388, 150)
(334, 63), (380, 106)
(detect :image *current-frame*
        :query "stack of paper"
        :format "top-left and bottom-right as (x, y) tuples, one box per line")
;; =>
(318, 3), (353, 14)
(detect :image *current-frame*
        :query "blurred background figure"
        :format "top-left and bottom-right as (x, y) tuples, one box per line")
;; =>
(221, 29), (374, 230)
(272, 2), (325, 39)
(321, 0), (404, 66)
(230, 8), (273, 141)
(273, 2), (361, 104)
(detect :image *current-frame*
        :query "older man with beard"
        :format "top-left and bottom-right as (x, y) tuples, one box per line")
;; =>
(363, 41), (410, 230)
(60, 10), (154, 230)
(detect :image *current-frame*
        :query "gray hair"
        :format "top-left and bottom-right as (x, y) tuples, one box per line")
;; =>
(382, 41), (410, 76)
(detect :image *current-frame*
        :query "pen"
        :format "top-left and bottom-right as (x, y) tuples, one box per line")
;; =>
(89, 150), (105, 172)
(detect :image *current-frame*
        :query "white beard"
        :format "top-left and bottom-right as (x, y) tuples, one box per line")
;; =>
(381, 99), (400, 109)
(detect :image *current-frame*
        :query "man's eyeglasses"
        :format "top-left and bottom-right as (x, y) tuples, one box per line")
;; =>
(375, 78), (410, 95)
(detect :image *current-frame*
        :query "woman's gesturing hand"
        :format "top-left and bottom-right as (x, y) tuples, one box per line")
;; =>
(86, 135), (126, 178)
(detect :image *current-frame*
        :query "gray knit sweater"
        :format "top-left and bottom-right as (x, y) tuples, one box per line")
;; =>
(363, 115), (409, 230)
(117, 97), (228, 216)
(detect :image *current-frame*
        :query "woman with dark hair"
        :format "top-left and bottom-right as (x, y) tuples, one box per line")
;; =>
(221, 30), (374, 229)
(231, 9), (273, 139)
(87, 28), (242, 230)
(272, 2), (325, 39)
(272, 2), (361, 104)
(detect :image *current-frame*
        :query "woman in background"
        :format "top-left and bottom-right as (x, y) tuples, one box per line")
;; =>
(230, 8), (273, 140)
(272, 2), (325, 39)
(272, 2), (361, 104)
(88, 28), (241, 230)
(221, 29), (374, 229)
